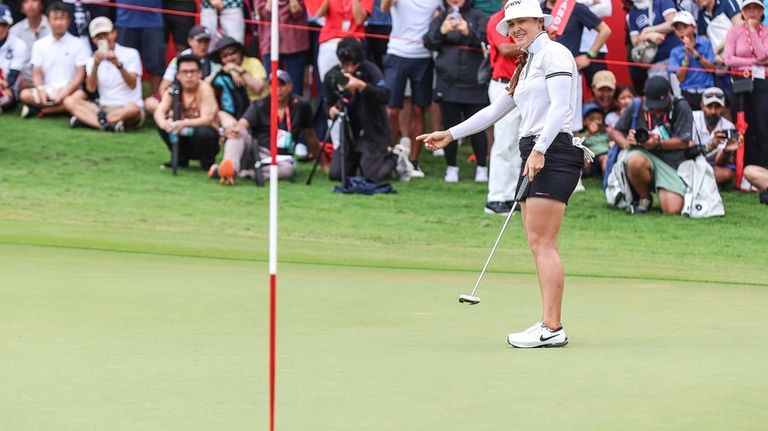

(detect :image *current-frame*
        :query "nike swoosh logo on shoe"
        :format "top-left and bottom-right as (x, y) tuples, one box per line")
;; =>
(539, 333), (560, 342)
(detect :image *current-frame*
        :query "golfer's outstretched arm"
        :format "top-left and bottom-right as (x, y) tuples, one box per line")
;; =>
(448, 89), (517, 140)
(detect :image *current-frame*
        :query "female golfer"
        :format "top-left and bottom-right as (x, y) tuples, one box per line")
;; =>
(417, 0), (587, 348)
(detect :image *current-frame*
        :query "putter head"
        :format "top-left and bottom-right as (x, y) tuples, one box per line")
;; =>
(459, 294), (480, 305)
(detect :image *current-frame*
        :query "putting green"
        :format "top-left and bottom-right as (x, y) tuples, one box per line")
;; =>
(2, 244), (766, 430)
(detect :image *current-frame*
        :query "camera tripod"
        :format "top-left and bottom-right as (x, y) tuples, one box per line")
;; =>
(306, 97), (355, 186)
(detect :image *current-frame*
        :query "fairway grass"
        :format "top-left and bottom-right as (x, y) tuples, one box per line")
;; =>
(2, 244), (767, 430)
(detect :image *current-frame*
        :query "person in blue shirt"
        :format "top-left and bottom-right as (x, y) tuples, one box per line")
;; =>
(628, 0), (681, 85)
(669, 10), (716, 109)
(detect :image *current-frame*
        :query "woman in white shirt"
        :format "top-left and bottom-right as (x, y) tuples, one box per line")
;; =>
(418, 0), (586, 348)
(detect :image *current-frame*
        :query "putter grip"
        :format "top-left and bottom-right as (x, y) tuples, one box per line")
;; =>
(515, 176), (529, 201)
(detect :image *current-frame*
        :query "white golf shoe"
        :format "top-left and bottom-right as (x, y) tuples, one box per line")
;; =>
(507, 321), (568, 348)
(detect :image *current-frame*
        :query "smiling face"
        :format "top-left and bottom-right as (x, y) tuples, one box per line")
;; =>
(445, 0), (465, 8)
(219, 46), (242, 66)
(506, 17), (545, 48)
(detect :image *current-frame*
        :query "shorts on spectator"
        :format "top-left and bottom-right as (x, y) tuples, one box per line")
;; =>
(164, 0), (196, 48)
(383, 54), (433, 109)
(101, 104), (146, 128)
(117, 28), (167, 75)
(34, 81), (68, 104)
(626, 148), (687, 196)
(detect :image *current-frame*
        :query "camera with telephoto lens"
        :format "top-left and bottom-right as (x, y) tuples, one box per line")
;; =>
(634, 127), (650, 145)
(722, 129), (738, 140)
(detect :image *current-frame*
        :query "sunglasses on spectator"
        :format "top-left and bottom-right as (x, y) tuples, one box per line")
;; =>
(703, 91), (723, 99)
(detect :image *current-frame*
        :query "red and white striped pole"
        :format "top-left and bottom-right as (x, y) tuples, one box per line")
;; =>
(268, 0), (279, 429)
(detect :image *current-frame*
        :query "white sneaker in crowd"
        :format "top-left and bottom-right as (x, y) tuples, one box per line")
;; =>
(573, 177), (585, 193)
(294, 143), (309, 159)
(444, 166), (459, 183)
(475, 166), (489, 183)
(393, 144), (413, 181)
(506, 321), (568, 348)
(409, 160), (425, 178)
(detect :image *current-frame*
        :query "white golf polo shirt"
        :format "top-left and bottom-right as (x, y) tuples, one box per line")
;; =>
(85, 43), (143, 107)
(30, 32), (88, 85)
(513, 32), (578, 153)
(450, 32), (578, 155)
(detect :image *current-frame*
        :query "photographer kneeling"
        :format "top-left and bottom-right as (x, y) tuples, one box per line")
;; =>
(323, 37), (408, 182)
(610, 76), (693, 214)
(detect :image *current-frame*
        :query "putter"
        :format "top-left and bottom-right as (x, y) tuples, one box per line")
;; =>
(459, 175), (530, 305)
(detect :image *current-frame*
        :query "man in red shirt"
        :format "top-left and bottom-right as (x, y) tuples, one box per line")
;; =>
(484, 2), (525, 215)
(315, 0), (373, 83)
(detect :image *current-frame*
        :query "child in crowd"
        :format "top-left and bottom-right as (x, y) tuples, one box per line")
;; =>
(605, 84), (635, 128)
(581, 102), (611, 174)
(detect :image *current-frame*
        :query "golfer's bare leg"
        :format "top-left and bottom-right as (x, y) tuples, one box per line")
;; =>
(522, 197), (566, 330)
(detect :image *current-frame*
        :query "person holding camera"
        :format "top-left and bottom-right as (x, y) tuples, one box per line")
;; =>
(214, 70), (320, 185)
(63, 17), (143, 132)
(691, 86), (739, 186)
(154, 55), (220, 171)
(323, 37), (407, 182)
(609, 76), (694, 214)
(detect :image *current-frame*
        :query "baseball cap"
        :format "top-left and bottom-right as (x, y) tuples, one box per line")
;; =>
(592, 70), (616, 90)
(741, 0), (765, 8)
(0, 4), (13, 26)
(701, 87), (726, 106)
(644, 76), (672, 110)
(270, 69), (292, 84)
(672, 10), (696, 27)
(188, 25), (212, 41)
(88, 16), (113, 38)
(582, 102), (604, 118)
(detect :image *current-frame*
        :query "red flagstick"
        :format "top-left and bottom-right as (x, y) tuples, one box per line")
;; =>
(268, 0), (279, 429)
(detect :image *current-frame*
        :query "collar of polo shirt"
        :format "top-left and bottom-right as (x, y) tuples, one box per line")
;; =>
(523, 31), (549, 55)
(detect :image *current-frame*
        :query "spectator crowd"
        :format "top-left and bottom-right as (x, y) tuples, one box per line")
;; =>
(0, 0), (767, 209)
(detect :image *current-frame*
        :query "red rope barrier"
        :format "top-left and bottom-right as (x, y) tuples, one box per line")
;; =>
(86, 1), (750, 75)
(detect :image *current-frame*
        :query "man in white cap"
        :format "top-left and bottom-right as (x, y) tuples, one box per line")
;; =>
(669, 10), (716, 109)
(691, 86), (738, 185)
(62, 16), (143, 132)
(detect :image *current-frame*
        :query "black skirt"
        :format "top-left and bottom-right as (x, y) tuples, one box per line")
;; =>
(518, 132), (584, 204)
